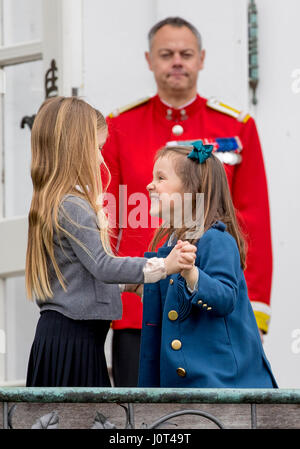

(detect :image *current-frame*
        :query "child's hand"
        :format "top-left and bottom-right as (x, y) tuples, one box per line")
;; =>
(165, 241), (196, 275)
(175, 240), (197, 269)
(175, 240), (199, 289)
(124, 284), (143, 297)
(135, 284), (144, 297)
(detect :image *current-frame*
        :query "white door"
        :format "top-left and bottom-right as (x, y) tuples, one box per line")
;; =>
(0, 0), (83, 385)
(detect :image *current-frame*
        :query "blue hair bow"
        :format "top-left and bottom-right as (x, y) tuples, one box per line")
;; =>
(187, 140), (214, 164)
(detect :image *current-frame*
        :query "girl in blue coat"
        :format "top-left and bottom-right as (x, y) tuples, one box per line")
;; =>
(138, 142), (277, 388)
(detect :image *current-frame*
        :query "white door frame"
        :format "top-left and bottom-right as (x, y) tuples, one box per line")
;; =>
(0, 0), (83, 384)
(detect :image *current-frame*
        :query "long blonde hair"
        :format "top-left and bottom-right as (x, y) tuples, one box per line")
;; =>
(25, 96), (111, 300)
(150, 146), (247, 269)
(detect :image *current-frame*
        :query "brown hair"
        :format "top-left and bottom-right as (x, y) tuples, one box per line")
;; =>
(150, 146), (247, 269)
(25, 96), (111, 300)
(148, 16), (202, 50)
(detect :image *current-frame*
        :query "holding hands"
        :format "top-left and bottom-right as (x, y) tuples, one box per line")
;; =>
(164, 240), (196, 275)
(125, 240), (197, 297)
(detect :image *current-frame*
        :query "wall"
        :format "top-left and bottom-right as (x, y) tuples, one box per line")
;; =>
(254, 0), (300, 387)
(83, 0), (249, 114)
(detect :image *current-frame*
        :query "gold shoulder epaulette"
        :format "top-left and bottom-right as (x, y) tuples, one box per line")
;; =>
(108, 96), (151, 118)
(206, 97), (251, 123)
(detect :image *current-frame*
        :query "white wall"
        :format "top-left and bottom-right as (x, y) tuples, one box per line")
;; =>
(82, 0), (249, 114)
(255, 0), (300, 387)
(82, 0), (300, 387)
(82, 0), (156, 113)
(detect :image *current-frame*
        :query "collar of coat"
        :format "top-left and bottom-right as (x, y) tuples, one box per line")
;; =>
(145, 221), (226, 258)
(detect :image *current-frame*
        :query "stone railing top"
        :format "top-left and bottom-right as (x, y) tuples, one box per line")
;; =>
(1, 387), (300, 404)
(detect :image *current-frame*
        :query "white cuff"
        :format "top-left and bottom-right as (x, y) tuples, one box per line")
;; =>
(119, 284), (125, 293)
(185, 269), (199, 293)
(143, 257), (167, 283)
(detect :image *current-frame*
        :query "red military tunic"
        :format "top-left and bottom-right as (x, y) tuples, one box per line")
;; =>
(102, 94), (272, 333)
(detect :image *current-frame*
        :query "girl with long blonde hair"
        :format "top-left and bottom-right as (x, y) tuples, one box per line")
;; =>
(25, 96), (196, 387)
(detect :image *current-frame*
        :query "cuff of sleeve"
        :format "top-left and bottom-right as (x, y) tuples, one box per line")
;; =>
(119, 284), (125, 293)
(253, 310), (270, 334)
(143, 257), (167, 283)
(185, 269), (199, 293)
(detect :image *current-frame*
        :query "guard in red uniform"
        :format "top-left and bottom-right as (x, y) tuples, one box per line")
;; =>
(102, 17), (272, 387)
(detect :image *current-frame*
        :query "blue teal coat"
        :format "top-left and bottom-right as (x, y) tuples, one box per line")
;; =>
(138, 222), (278, 388)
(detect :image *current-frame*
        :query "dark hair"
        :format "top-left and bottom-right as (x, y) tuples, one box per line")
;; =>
(149, 146), (247, 270)
(148, 16), (202, 50)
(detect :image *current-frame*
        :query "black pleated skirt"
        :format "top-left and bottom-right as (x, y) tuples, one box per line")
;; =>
(26, 310), (111, 387)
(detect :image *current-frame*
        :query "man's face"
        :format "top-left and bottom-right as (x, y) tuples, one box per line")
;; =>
(145, 25), (205, 96)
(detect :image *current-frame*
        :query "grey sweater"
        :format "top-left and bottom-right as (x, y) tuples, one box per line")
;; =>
(37, 195), (148, 320)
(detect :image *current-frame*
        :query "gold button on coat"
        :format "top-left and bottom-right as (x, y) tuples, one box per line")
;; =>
(197, 299), (203, 304)
(168, 310), (178, 321)
(169, 279), (174, 285)
(177, 367), (186, 377)
(171, 339), (182, 350)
